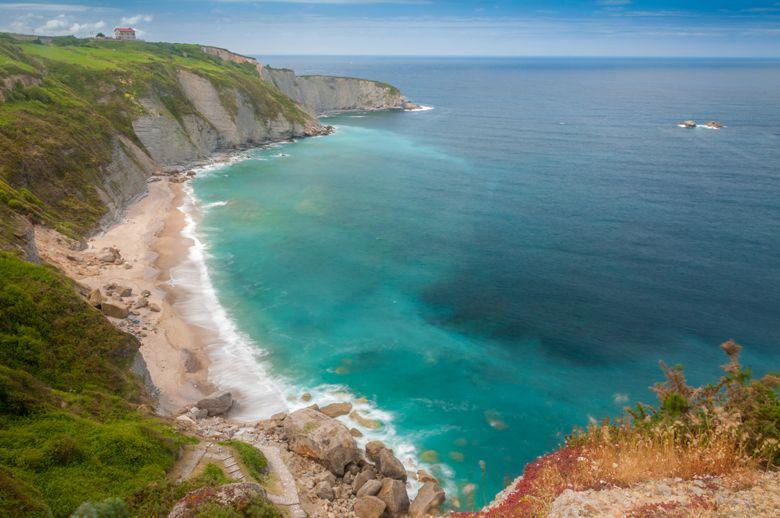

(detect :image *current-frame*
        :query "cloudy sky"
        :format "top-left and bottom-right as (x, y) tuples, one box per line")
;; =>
(1, 1), (779, 56)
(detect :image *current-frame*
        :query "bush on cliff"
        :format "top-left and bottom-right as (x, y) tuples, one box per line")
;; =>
(0, 253), (192, 516)
(470, 341), (779, 517)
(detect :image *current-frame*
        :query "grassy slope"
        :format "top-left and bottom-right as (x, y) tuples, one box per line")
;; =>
(0, 252), (196, 517)
(0, 34), (310, 253)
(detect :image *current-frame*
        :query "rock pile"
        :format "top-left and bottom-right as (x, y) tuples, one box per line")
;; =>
(177, 405), (447, 517)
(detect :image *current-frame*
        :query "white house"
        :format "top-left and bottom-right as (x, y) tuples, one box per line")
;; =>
(114, 27), (136, 41)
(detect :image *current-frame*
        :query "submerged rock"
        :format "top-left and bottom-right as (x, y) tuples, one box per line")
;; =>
(679, 120), (697, 128)
(320, 401), (352, 418)
(282, 407), (359, 476)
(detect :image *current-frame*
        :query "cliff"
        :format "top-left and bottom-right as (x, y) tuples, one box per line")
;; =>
(261, 66), (418, 115)
(0, 34), (413, 257)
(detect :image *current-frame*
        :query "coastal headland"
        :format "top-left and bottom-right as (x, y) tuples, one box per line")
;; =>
(1, 33), (777, 517)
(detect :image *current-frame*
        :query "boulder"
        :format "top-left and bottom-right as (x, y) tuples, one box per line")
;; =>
(196, 391), (233, 416)
(88, 288), (102, 307)
(186, 407), (208, 420)
(378, 448), (407, 481)
(409, 482), (445, 517)
(101, 301), (128, 319)
(350, 427), (363, 438)
(133, 297), (148, 309)
(282, 407), (359, 476)
(354, 495), (386, 518)
(376, 478), (410, 517)
(117, 286), (132, 297)
(356, 479), (383, 498)
(416, 469), (439, 484)
(149, 302), (161, 312)
(320, 401), (352, 418)
(168, 482), (266, 518)
(352, 467), (376, 493)
(365, 441), (387, 463)
(314, 480), (335, 501)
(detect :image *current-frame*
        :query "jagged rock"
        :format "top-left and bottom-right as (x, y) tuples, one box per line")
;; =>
(320, 401), (352, 418)
(314, 471), (337, 487)
(270, 411), (287, 421)
(378, 448), (407, 481)
(88, 288), (102, 307)
(410, 482), (445, 517)
(98, 246), (122, 264)
(133, 297), (148, 309)
(101, 301), (128, 319)
(357, 479), (383, 498)
(365, 441), (387, 463)
(315, 480), (335, 501)
(149, 302), (161, 312)
(117, 286), (132, 297)
(354, 495), (386, 518)
(168, 482), (266, 518)
(353, 468), (376, 493)
(377, 478), (410, 517)
(175, 414), (196, 429)
(196, 391), (233, 416)
(141, 289), (151, 297)
(282, 407), (359, 476)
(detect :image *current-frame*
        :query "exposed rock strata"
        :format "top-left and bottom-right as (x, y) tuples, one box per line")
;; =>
(262, 66), (418, 115)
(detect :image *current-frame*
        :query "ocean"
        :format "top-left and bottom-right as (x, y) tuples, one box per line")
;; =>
(174, 57), (780, 507)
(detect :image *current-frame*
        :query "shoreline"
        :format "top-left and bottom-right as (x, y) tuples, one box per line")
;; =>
(34, 140), (441, 495)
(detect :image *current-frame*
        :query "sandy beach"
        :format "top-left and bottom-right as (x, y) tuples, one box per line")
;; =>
(35, 176), (214, 414)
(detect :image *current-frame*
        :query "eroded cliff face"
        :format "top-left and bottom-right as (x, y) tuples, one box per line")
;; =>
(262, 66), (416, 115)
(132, 69), (320, 168)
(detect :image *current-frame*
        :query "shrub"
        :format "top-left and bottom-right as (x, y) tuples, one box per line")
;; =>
(72, 497), (128, 518)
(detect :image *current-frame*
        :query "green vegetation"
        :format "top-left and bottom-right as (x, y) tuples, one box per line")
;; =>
(0, 254), (284, 517)
(220, 441), (269, 482)
(0, 33), (312, 254)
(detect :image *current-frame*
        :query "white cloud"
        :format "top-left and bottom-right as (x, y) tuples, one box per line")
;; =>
(33, 14), (107, 36)
(120, 14), (154, 26)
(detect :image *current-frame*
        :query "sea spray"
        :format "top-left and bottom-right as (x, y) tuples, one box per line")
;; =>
(170, 149), (450, 497)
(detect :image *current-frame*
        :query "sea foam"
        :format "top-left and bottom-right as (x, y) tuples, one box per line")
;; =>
(171, 151), (446, 495)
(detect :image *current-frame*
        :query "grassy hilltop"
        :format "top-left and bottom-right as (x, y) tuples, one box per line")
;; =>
(0, 34), (310, 253)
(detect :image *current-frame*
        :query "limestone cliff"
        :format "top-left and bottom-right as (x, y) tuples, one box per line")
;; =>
(261, 66), (417, 115)
(0, 35), (417, 254)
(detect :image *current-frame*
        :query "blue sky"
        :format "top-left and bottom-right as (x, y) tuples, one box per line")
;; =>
(1, 1), (779, 56)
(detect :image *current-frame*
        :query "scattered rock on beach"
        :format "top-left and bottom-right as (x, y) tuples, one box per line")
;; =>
(410, 481), (446, 517)
(282, 407), (359, 476)
(354, 495), (386, 518)
(377, 478), (410, 517)
(196, 391), (233, 416)
(101, 301), (129, 319)
(365, 441), (387, 464)
(378, 448), (407, 481)
(88, 288), (102, 307)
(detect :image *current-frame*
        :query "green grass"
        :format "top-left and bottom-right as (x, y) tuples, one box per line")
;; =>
(0, 33), (313, 253)
(220, 441), (269, 482)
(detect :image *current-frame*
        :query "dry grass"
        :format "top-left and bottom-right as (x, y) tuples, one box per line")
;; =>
(458, 341), (778, 517)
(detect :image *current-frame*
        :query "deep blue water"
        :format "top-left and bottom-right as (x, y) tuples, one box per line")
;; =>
(191, 57), (780, 507)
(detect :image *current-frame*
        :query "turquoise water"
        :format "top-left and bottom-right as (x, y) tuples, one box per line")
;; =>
(189, 58), (780, 505)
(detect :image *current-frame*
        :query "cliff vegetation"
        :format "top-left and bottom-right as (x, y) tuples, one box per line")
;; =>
(0, 33), (314, 254)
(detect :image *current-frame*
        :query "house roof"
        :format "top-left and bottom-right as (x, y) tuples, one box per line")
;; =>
(115, 27), (135, 32)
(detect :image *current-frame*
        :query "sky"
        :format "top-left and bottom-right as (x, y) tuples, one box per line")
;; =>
(1, 1), (779, 56)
